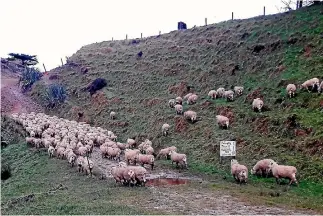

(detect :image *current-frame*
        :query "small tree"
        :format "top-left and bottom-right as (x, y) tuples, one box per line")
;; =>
(8, 53), (38, 66)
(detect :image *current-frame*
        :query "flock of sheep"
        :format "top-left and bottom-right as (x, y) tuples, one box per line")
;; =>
(8, 76), (322, 187)
(164, 76), (322, 185)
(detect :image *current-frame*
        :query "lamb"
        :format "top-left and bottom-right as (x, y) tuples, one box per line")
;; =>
(252, 98), (264, 112)
(175, 96), (183, 105)
(48, 145), (55, 158)
(286, 84), (297, 98)
(234, 86), (244, 96)
(127, 138), (136, 148)
(268, 161), (298, 186)
(208, 90), (217, 99)
(157, 146), (177, 159)
(216, 87), (225, 98)
(169, 150), (187, 169)
(300, 78), (320, 92)
(187, 94), (198, 105)
(110, 111), (116, 120)
(216, 115), (229, 129)
(184, 110), (197, 123)
(124, 149), (140, 165)
(251, 159), (276, 177)
(162, 123), (170, 136)
(137, 154), (155, 170)
(174, 104), (183, 115)
(224, 90), (234, 101)
(231, 159), (248, 184)
(168, 99), (176, 108)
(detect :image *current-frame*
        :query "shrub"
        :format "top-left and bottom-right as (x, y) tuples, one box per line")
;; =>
(1, 161), (11, 180)
(87, 78), (107, 96)
(19, 67), (42, 92)
(44, 84), (67, 108)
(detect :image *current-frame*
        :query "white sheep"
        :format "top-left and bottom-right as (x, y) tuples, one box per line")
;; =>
(174, 104), (183, 115)
(162, 123), (170, 136)
(300, 77), (320, 92)
(234, 86), (244, 96)
(124, 149), (140, 165)
(251, 159), (276, 177)
(81, 157), (94, 176)
(157, 146), (177, 159)
(110, 111), (116, 120)
(137, 154), (155, 170)
(208, 90), (217, 99)
(183, 93), (193, 100)
(126, 165), (147, 186)
(187, 94), (198, 105)
(216, 87), (225, 98)
(252, 98), (264, 112)
(216, 115), (229, 129)
(318, 81), (323, 93)
(231, 159), (248, 184)
(48, 145), (55, 158)
(169, 150), (187, 169)
(168, 99), (176, 108)
(127, 138), (136, 148)
(224, 90), (234, 101)
(175, 96), (183, 105)
(286, 84), (297, 98)
(184, 110), (197, 123)
(268, 161), (298, 186)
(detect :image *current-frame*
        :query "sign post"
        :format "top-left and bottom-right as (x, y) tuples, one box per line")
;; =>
(220, 141), (236, 164)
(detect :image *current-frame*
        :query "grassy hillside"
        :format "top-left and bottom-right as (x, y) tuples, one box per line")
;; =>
(3, 4), (319, 213)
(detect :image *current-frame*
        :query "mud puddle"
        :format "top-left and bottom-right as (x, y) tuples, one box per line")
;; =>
(146, 177), (190, 186)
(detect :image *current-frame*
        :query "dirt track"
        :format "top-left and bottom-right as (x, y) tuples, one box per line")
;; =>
(0, 72), (317, 215)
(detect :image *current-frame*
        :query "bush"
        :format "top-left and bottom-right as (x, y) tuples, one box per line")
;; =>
(1, 162), (11, 180)
(19, 67), (42, 92)
(87, 78), (107, 96)
(44, 84), (67, 108)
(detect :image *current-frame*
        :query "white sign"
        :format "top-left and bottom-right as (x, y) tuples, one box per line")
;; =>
(220, 141), (236, 157)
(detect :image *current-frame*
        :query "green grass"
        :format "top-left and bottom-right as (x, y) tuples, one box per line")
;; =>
(3, 3), (323, 214)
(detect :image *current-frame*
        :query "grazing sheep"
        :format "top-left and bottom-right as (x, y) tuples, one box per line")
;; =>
(184, 110), (197, 123)
(174, 104), (183, 115)
(144, 146), (155, 155)
(169, 150), (187, 169)
(67, 152), (77, 167)
(183, 93), (193, 100)
(100, 145), (108, 158)
(175, 96), (183, 105)
(162, 123), (170, 136)
(208, 90), (217, 99)
(251, 159), (276, 177)
(82, 157), (94, 176)
(126, 166), (147, 186)
(168, 99), (176, 108)
(137, 154), (155, 170)
(187, 94), (198, 105)
(107, 147), (121, 161)
(286, 84), (297, 98)
(216, 115), (229, 129)
(231, 159), (248, 184)
(26, 137), (34, 146)
(157, 146), (177, 160)
(56, 147), (66, 159)
(268, 161), (298, 186)
(125, 149), (140, 165)
(224, 90), (234, 101)
(110, 111), (116, 120)
(78, 146), (88, 156)
(234, 86), (244, 96)
(216, 88), (225, 98)
(300, 78), (320, 92)
(111, 166), (135, 185)
(252, 98), (264, 112)
(127, 138), (136, 148)
(76, 156), (85, 172)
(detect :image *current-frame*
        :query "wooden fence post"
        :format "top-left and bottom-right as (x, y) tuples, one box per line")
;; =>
(141, 33), (143, 38)
(126, 34), (128, 40)
(61, 58), (63, 66)
(112, 37), (114, 41)
(264, 6), (266, 16)
(232, 12), (234, 20)
(43, 63), (47, 72)
(205, 18), (207, 26)
(159, 31), (161, 35)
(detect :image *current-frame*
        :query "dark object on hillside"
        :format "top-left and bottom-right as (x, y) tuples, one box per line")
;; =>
(1, 140), (8, 149)
(1, 163), (11, 180)
(8, 53), (38, 66)
(132, 40), (140, 45)
(49, 74), (59, 80)
(252, 44), (265, 53)
(178, 21), (187, 30)
(80, 66), (88, 74)
(20, 67), (42, 92)
(88, 78), (107, 96)
(137, 51), (143, 58)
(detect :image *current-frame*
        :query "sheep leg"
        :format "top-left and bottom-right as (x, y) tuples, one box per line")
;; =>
(151, 163), (154, 170)
(275, 177), (280, 185)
